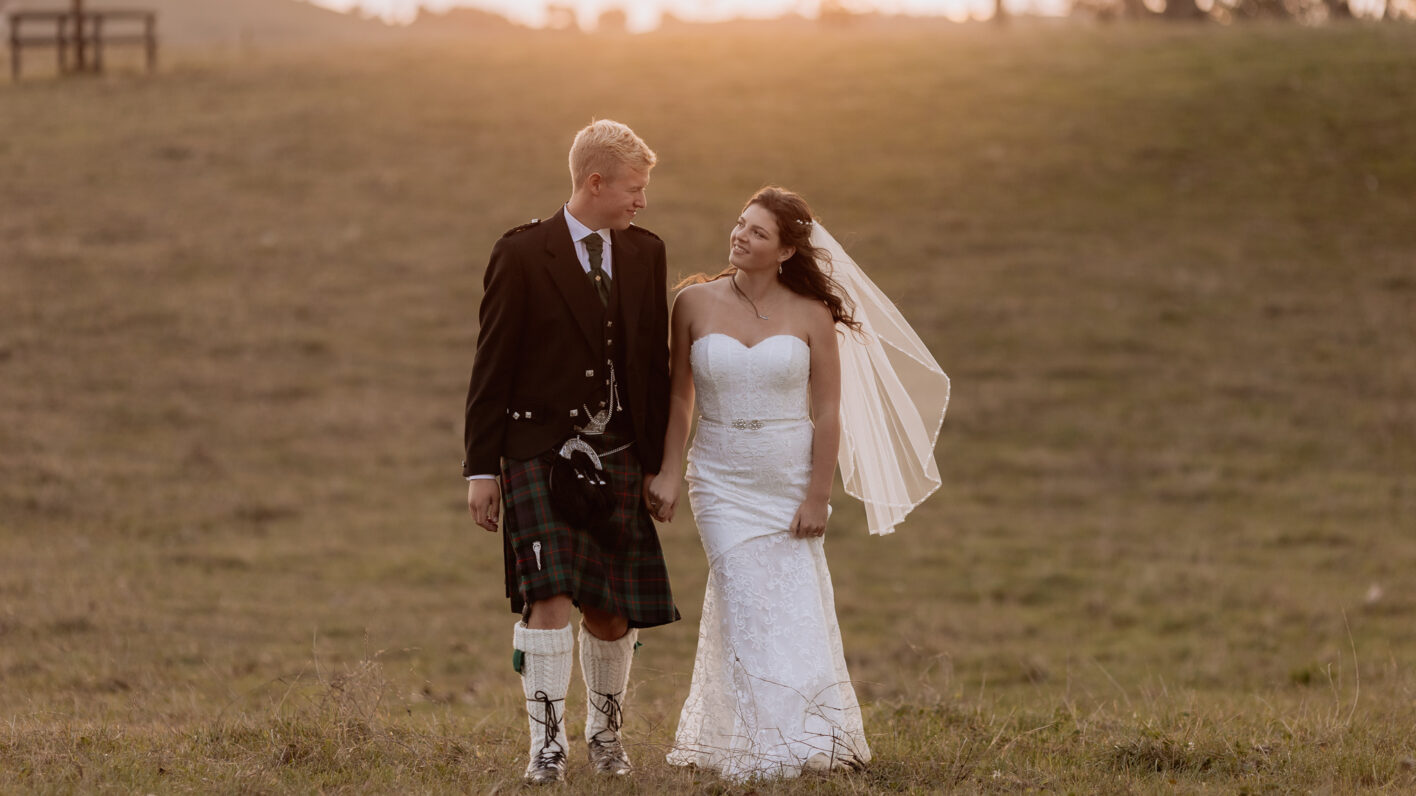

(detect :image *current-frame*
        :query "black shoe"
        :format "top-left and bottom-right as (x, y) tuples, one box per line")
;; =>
(587, 735), (632, 776)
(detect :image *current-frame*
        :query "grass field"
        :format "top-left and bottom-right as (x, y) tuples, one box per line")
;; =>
(2, 19), (1415, 793)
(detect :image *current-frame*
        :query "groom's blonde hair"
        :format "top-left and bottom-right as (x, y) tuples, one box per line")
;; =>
(569, 120), (657, 192)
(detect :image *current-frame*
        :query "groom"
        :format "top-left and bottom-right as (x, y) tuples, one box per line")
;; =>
(462, 120), (678, 784)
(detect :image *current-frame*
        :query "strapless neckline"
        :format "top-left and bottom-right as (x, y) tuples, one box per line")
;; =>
(690, 332), (808, 351)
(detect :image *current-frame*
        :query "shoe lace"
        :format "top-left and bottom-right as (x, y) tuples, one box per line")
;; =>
(528, 690), (567, 764)
(588, 689), (624, 743)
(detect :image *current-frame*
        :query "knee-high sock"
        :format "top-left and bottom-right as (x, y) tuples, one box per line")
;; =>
(513, 622), (574, 763)
(579, 623), (638, 744)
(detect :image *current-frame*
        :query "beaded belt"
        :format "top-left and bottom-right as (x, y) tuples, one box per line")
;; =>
(699, 415), (804, 431)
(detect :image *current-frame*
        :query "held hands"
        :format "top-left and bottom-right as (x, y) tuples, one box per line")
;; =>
(467, 479), (501, 532)
(789, 498), (829, 539)
(644, 471), (680, 523)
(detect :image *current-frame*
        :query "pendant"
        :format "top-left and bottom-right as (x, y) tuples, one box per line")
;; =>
(575, 408), (611, 435)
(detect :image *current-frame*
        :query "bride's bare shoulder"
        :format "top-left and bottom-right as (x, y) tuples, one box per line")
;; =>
(795, 297), (836, 344)
(785, 290), (833, 320)
(674, 278), (728, 306)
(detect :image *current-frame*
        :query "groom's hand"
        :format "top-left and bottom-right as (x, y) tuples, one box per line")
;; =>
(467, 478), (501, 532)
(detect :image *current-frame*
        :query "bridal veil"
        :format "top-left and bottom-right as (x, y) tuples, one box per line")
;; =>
(814, 222), (950, 536)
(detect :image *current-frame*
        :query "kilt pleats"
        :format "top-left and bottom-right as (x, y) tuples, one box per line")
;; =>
(500, 430), (679, 628)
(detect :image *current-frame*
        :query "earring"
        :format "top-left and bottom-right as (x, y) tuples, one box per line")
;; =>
(778, 264), (783, 275)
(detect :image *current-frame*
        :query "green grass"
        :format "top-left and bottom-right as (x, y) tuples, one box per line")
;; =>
(2, 20), (1415, 792)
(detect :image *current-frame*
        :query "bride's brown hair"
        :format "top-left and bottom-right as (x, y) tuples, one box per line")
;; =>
(679, 186), (860, 331)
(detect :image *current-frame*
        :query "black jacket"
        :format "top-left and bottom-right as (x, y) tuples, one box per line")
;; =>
(462, 209), (670, 476)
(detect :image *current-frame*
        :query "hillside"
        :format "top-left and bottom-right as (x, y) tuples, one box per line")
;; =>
(2, 22), (1415, 793)
(70, 0), (396, 45)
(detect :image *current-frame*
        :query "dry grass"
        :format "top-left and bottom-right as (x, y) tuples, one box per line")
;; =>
(2, 20), (1415, 792)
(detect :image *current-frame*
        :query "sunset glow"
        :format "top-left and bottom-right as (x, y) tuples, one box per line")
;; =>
(305, 0), (1054, 30)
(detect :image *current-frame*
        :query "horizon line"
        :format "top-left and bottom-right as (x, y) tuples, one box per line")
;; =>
(303, 1), (1054, 31)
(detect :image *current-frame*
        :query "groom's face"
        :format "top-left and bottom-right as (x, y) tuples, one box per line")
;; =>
(592, 165), (651, 231)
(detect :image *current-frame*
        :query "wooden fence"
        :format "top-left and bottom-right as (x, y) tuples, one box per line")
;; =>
(9, 7), (156, 79)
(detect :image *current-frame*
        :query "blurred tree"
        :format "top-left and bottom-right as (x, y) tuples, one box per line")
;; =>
(1070, 0), (1160, 21)
(410, 7), (516, 33)
(546, 4), (576, 30)
(820, 0), (861, 25)
(597, 7), (628, 32)
(1325, 0), (1355, 17)
(1074, 0), (1412, 17)
(1163, 0), (1209, 19)
(1224, 0), (1298, 19)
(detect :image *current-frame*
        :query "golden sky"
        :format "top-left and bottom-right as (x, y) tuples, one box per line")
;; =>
(307, 0), (1041, 29)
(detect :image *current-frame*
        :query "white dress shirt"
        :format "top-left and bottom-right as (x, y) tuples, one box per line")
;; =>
(563, 205), (614, 278)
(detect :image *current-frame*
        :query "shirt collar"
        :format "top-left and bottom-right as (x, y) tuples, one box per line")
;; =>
(564, 205), (609, 246)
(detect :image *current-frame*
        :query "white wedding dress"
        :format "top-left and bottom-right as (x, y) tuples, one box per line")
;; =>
(667, 333), (871, 780)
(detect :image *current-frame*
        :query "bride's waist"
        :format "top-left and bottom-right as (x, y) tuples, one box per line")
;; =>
(697, 414), (810, 431)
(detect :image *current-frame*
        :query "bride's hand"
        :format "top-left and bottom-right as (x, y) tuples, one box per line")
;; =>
(644, 472), (679, 523)
(790, 499), (829, 539)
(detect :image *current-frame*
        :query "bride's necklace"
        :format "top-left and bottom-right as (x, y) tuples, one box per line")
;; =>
(731, 272), (774, 321)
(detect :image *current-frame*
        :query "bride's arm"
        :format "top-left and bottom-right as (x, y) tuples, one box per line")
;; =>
(793, 306), (841, 539)
(646, 288), (698, 521)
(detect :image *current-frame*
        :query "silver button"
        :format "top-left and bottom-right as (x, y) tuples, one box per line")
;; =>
(512, 411), (521, 420)
(570, 409), (579, 418)
(524, 411), (533, 419)
(607, 321), (614, 328)
(585, 369), (594, 377)
(599, 401), (607, 408)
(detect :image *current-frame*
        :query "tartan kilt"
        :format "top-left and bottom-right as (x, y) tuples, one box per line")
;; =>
(500, 429), (680, 629)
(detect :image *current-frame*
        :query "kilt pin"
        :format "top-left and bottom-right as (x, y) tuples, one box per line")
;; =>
(462, 208), (678, 783)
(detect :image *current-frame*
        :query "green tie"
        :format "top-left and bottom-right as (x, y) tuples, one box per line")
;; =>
(582, 233), (611, 307)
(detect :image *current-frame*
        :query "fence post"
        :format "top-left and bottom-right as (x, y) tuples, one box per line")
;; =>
(56, 15), (67, 72)
(145, 13), (156, 71)
(72, 0), (87, 72)
(9, 15), (20, 80)
(92, 15), (105, 73)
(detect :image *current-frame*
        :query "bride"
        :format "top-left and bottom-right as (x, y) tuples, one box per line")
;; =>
(646, 187), (949, 780)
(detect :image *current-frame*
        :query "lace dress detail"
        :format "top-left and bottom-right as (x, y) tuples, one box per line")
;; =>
(668, 334), (871, 780)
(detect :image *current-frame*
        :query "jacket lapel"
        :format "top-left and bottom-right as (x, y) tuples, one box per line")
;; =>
(541, 209), (602, 350)
(610, 227), (646, 356)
